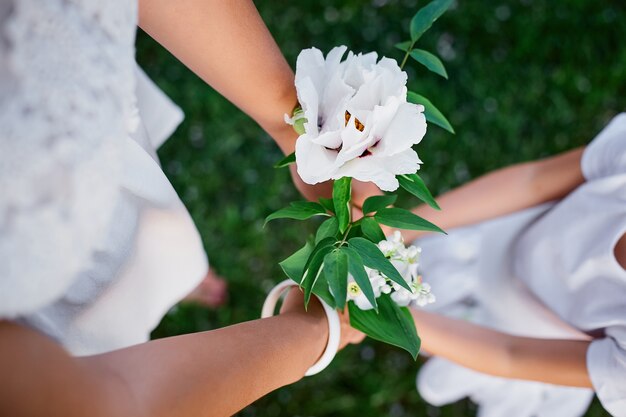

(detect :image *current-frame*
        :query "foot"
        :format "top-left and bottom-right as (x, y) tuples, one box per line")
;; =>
(183, 269), (228, 308)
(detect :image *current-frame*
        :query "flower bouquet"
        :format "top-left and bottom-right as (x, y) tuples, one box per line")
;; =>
(266, 0), (454, 359)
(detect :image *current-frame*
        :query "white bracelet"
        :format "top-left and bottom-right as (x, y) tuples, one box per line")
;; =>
(261, 279), (341, 376)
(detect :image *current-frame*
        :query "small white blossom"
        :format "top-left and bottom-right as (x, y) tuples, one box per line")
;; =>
(378, 240), (396, 257)
(413, 281), (436, 307)
(347, 278), (376, 310)
(390, 230), (404, 245)
(391, 289), (413, 306)
(349, 235), (435, 310)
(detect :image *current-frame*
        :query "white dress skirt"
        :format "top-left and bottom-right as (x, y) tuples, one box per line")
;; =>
(413, 113), (626, 417)
(0, 0), (208, 355)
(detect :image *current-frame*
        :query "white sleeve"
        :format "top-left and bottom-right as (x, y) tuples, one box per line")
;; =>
(134, 65), (184, 150)
(0, 0), (129, 318)
(586, 326), (626, 417)
(581, 113), (626, 181)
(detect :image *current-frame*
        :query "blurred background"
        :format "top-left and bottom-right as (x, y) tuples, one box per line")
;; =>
(138, 0), (624, 415)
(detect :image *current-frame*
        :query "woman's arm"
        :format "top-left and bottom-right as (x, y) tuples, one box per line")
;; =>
(0, 293), (360, 417)
(400, 147), (585, 241)
(138, 0), (336, 202)
(412, 309), (592, 388)
(138, 0), (295, 151)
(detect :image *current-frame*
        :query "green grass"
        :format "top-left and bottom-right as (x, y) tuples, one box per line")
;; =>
(139, 0), (623, 415)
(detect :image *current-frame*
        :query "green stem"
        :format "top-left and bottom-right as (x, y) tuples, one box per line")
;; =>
(338, 224), (353, 247)
(338, 200), (354, 247)
(399, 41), (416, 70)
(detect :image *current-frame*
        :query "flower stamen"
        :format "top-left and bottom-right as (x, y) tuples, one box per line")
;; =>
(348, 282), (361, 296)
(344, 110), (365, 132)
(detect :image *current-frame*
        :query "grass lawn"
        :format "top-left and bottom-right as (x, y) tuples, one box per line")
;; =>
(138, 1), (624, 415)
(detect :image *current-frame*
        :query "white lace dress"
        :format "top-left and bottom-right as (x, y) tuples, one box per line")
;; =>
(0, 0), (208, 355)
(414, 114), (626, 417)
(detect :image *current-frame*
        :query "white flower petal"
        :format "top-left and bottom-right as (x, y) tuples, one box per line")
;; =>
(391, 290), (412, 307)
(324, 45), (349, 74)
(335, 117), (372, 164)
(381, 149), (422, 176)
(343, 52), (377, 89)
(354, 293), (376, 310)
(368, 99), (402, 148)
(295, 133), (338, 185)
(350, 76), (384, 111)
(375, 103), (427, 156)
(295, 47), (326, 97)
(312, 130), (342, 149)
(295, 77), (320, 136)
(334, 154), (400, 191)
(377, 57), (408, 98)
(321, 73), (354, 130)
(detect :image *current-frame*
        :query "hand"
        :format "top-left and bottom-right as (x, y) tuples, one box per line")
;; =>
(350, 179), (383, 209)
(280, 288), (364, 351)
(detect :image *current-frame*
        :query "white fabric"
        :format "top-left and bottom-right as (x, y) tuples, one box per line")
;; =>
(414, 113), (626, 417)
(0, 0), (208, 356)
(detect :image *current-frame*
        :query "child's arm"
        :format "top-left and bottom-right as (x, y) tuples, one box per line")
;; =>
(399, 147), (585, 241)
(0, 291), (362, 417)
(411, 309), (592, 388)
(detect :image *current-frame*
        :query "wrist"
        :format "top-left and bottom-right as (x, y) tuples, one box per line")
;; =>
(264, 283), (339, 376)
(280, 290), (329, 355)
(267, 123), (299, 155)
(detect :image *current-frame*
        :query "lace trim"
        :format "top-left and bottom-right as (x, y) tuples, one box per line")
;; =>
(0, 0), (139, 317)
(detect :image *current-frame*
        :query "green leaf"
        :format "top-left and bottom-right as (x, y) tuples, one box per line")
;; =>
(312, 269), (336, 309)
(409, 49), (448, 79)
(410, 0), (453, 42)
(274, 152), (295, 168)
(375, 207), (445, 234)
(348, 237), (412, 292)
(346, 224), (363, 241)
(394, 41), (413, 52)
(303, 237), (337, 275)
(333, 177), (352, 234)
(361, 217), (386, 243)
(407, 92), (455, 134)
(349, 295), (420, 359)
(362, 194), (397, 214)
(318, 197), (335, 214)
(324, 249), (349, 308)
(302, 244), (334, 309)
(341, 246), (378, 311)
(398, 173), (441, 210)
(290, 201), (326, 211)
(279, 240), (314, 283)
(315, 217), (339, 244)
(264, 202), (328, 226)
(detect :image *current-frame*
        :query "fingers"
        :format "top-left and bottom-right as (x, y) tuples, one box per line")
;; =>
(350, 179), (383, 209)
(337, 305), (365, 350)
(351, 206), (365, 221)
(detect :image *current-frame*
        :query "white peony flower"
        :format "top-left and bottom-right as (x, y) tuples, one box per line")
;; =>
(291, 46), (427, 191)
